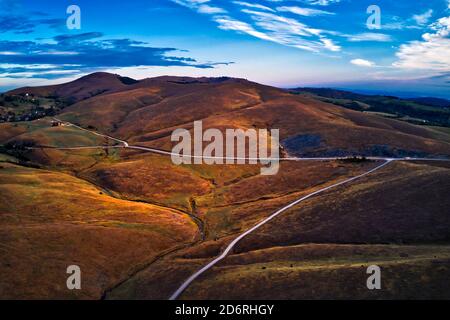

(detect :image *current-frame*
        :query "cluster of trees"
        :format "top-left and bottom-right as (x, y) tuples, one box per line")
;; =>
(0, 140), (36, 162)
(0, 93), (66, 123)
(0, 106), (57, 123)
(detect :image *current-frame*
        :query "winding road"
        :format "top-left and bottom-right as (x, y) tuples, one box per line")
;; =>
(168, 160), (392, 300)
(40, 118), (449, 300)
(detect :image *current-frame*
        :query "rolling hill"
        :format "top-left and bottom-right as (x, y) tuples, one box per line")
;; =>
(1, 73), (450, 299)
(291, 87), (450, 128)
(3, 73), (450, 159)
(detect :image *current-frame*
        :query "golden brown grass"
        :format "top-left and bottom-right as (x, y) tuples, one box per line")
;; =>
(235, 161), (450, 253)
(181, 244), (450, 300)
(106, 161), (450, 300)
(3, 77), (450, 300)
(82, 153), (213, 212)
(196, 161), (377, 240)
(0, 163), (199, 299)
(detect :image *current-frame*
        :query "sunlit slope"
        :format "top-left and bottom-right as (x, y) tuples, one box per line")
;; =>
(0, 162), (199, 299)
(0, 118), (111, 170)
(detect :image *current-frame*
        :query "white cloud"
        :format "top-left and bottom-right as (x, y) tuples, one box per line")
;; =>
(240, 9), (341, 51)
(412, 9), (433, 25)
(277, 6), (335, 16)
(382, 10), (439, 31)
(303, 0), (341, 5)
(0, 69), (81, 78)
(346, 33), (392, 42)
(321, 38), (340, 51)
(171, 0), (210, 8)
(265, 0), (341, 5)
(172, 0), (341, 53)
(0, 51), (22, 55)
(197, 4), (226, 14)
(393, 16), (450, 71)
(0, 63), (59, 69)
(171, 0), (225, 15)
(233, 1), (275, 12)
(351, 59), (375, 67)
(382, 21), (421, 30)
(214, 16), (275, 42)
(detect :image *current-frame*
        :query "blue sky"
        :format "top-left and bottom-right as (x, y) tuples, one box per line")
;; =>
(0, 0), (449, 98)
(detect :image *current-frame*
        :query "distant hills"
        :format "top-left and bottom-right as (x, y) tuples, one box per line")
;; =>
(406, 97), (450, 108)
(290, 87), (450, 128)
(2, 72), (450, 158)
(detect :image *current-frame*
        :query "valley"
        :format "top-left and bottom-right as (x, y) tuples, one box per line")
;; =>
(1, 73), (450, 300)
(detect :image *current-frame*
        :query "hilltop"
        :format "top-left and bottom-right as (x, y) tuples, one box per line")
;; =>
(3, 72), (450, 159)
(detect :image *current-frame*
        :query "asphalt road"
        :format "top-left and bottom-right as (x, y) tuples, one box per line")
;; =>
(46, 118), (450, 163)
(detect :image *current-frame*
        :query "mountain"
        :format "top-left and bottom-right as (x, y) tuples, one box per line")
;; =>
(2, 72), (450, 299)
(3, 73), (450, 158)
(6, 72), (136, 104)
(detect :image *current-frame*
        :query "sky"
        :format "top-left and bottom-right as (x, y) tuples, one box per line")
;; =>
(0, 0), (449, 98)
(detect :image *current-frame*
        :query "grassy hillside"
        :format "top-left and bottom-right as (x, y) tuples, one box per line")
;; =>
(1, 73), (450, 300)
(3, 73), (450, 158)
(292, 88), (450, 127)
(107, 161), (450, 300)
(0, 162), (199, 299)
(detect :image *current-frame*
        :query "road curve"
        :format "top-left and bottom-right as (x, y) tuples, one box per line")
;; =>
(53, 118), (129, 147)
(168, 160), (392, 300)
(41, 119), (450, 163)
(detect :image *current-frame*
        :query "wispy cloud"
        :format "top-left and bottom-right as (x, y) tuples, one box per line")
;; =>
(239, 9), (341, 51)
(172, 0), (225, 14)
(172, 0), (341, 53)
(0, 33), (230, 79)
(301, 0), (341, 6)
(252, 0), (341, 6)
(233, 1), (275, 12)
(197, 4), (227, 14)
(276, 6), (335, 16)
(214, 16), (275, 42)
(0, 15), (64, 34)
(412, 9), (433, 26)
(346, 33), (392, 42)
(383, 10), (436, 30)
